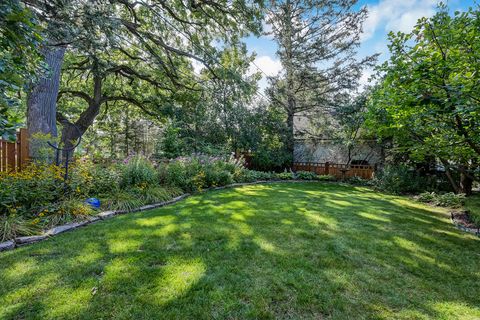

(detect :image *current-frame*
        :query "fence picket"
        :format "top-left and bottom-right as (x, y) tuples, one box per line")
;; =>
(293, 162), (375, 180)
(0, 129), (29, 172)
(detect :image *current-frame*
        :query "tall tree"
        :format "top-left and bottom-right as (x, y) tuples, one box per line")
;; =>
(366, 4), (480, 194)
(23, 0), (115, 154)
(266, 0), (376, 160)
(23, 0), (264, 151)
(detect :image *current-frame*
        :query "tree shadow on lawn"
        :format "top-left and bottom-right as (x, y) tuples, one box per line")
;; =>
(0, 182), (479, 319)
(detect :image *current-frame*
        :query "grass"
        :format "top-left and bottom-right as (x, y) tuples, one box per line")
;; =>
(1, 182), (479, 319)
(464, 192), (480, 226)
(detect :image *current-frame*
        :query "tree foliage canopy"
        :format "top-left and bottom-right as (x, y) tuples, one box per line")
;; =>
(366, 4), (480, 192)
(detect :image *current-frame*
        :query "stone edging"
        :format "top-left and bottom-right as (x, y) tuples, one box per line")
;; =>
(450, 211), (480, 237)
(0, 194), (190, 252)
(0, 180), (326, 252)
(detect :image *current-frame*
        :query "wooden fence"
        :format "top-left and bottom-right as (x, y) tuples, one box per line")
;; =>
(293, 162), (375, 180)
(0, 128), (29, 172)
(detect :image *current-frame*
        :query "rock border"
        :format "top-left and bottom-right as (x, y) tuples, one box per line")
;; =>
(0, 193), (190, 252)
(450, 211), (480, 237)
(0, 180), (328, 252)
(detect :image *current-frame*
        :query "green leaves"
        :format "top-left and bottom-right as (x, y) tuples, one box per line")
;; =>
(0, 0), (42, 138)
(367, 4), (480, 166)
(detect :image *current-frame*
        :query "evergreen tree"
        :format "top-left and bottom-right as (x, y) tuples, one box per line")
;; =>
(266, 0), (377, 160)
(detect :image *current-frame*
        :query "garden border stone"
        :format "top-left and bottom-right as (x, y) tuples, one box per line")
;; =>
(15, 235), (48, 245)
(0, 240), (14, 251)
(0, 180), (339, 253)
(450, 211), (480, 237)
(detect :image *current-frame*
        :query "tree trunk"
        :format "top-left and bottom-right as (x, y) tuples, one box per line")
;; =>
(27, 45), (66, 158)
(284, 0), (295, 164)
(59, 69), (103, 155)
(286, 111), (295, 160)
(459, 165), (473, 195)
(124, 105), (130, 156)
(439, 158), (460, 194)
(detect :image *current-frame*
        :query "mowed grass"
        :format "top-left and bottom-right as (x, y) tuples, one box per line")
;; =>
(1, 182), (479, 320)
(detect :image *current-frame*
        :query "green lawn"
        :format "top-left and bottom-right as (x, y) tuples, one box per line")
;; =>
(1, 182), (479, 319)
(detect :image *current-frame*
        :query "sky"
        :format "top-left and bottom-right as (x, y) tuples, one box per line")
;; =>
(245, 0), (476, 92)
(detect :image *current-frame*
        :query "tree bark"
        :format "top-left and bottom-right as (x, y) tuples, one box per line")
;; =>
(27, 45), (66, 158)
(284, 0), (295, 163)
(458, 165), (473, 195)
(59, 69), (103, 153)
(286, 111), (295, 160)
(439, 158), (460, 194)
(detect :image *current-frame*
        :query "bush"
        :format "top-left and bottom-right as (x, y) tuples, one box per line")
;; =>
(295, 171), (315, 180)
(67, 159), (122, 197)
(120, 155), (157, 188)
(417, 191), (465, 208)
(276, 170), (294, 180)
(0, 163), (64, 219)
(0, 155), (188, 241)
(234, 170), (276, 183)
(316, 174), (336, 181)
(159, 154), (245, 192)
(345, 176), (373, 186)
(417, 192), (436, 203)
(373, 165), (430, 194)
(295, 171), (318, 180)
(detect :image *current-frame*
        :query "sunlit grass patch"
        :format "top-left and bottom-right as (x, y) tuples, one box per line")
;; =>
(0, 182), (479, 319)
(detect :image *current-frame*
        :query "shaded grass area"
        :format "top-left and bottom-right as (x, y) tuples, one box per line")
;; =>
(1, 182), (479, 319)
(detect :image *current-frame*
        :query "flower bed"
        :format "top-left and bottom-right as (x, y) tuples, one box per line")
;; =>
(0, 155), (336, 242)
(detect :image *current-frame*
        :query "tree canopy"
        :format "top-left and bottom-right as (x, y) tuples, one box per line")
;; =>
(366, 4), (480, 193)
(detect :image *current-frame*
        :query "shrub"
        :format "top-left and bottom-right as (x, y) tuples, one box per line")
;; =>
(276, 170), (294, 180)
(295, 171), (318, 180)
(67, 159), (122, 197)
(159, 154), (244, 192)
(417, 192), (436, 203)
(316, 174), (336, 181)
(234, 170), (275, 183)
(345, 176), (372, 186)
(417, 191), (465, 208)
(0, 163), (64, 219)
(120, 155), (157, 188)
(435, 192), (465, 208)
(373, 165), (430, 194)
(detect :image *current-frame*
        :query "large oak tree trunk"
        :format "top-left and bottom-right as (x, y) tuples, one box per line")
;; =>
(27, 45), (66, 158)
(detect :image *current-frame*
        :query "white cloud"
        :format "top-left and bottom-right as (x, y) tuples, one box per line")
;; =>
(251, 55), (282, 77)
(191, 59), (204, 75)
(362, 0), (437, 41)
(359, 68), (375, 89)
(249, 55), (282, 93)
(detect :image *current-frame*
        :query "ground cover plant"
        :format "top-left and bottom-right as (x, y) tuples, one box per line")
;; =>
(0, 182), (478, 319)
